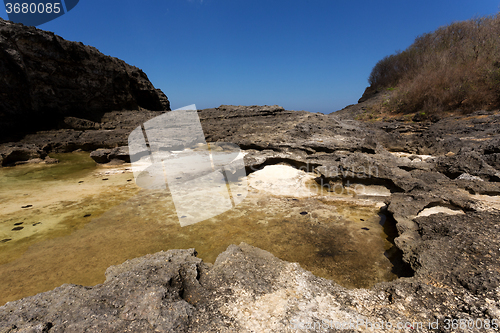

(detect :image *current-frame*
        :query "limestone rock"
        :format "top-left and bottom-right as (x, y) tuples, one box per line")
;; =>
(0, 143), (46, 166)
(0, 18), (170, 142)
(90, 146), (130, 164)
(89, 148), (111, 164)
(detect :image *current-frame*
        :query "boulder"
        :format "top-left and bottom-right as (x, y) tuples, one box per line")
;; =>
(109, 146), (130, 163)
(89, 148), (111, 164)
(90, 146), (130, 164)
(0, 144), (46, 166)
(435, 151), (500, 182)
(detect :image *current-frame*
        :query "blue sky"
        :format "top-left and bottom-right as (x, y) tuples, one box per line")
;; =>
(2, 1), (499, 113)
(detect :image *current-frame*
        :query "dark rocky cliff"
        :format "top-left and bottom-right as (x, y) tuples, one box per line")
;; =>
(0, 18), (170, 142)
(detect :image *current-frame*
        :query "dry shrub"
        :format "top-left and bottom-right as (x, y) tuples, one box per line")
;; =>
(369, 13), (500, 116)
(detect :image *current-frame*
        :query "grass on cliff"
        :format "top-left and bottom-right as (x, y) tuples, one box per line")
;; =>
(366, 12), (500, 119)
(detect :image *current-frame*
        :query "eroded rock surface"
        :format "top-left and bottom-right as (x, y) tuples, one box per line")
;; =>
(0, 110), (166, 166)
(1, 242), (499, 333)
(1, 19), (500, 331)
(1, 103), (500, 332)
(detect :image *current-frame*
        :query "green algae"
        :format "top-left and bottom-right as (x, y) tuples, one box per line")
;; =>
(0, 152), (96, 185)
(0, 160), (404, 305)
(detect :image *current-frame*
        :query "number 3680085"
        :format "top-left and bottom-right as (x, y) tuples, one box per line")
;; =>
(5, 2), (61, 14)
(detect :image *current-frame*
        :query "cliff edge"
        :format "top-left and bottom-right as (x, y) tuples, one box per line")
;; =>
(0, 18), (170, 142)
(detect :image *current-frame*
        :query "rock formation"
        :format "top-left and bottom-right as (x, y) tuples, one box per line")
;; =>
(1, 18), (500, 333)
(0, 18), (169, 142)
(1, 102), (500, 332)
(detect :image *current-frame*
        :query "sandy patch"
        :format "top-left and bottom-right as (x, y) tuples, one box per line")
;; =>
(390, 152), (434, 162)
(247, 165), (317, 197)
(0, 160), (139, 247)
(471, 194), (500, 212)
(417, 206), (465, 217)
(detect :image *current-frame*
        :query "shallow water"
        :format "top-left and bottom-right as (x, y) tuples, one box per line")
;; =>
(0, 156), (403, 305)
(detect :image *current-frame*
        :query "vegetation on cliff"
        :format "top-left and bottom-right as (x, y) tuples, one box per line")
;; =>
(364, 12), (500, 119)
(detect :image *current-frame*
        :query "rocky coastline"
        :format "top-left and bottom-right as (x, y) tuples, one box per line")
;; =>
(1, 102), (499, 332)
(1, 19), (500, 333)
